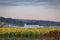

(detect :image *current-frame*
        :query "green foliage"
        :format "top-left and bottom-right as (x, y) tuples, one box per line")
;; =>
(0, 32), (45, 38)
(28, 32), (34, 38)
(0, 34), (3, 38)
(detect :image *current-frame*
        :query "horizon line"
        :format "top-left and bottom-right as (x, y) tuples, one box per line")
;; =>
(0, 16), (60, 22)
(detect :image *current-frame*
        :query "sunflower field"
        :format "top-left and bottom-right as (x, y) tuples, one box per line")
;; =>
(0, 28), (60, 38)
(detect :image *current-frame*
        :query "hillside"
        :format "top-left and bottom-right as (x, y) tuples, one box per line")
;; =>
(0, 17), (60, 27)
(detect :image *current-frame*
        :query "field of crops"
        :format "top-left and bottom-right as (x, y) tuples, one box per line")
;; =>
(0, 28), (60, 33)
(0, 28), (60, 40)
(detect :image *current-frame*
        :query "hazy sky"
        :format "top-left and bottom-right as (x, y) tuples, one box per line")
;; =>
(0, 0), (60, 22)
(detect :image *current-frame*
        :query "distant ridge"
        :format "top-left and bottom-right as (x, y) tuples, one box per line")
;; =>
(0, 17), (60, 27)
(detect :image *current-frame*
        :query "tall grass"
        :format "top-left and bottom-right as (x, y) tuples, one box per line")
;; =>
(0, 28), (60, 38)
(0, 32), (45, 38)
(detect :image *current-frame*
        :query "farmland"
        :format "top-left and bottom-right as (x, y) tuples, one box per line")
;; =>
(0, 28), (60, 33)
(0, 28), (60, 40)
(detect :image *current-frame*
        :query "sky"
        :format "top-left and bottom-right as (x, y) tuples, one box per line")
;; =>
(0, 0), (60, 22)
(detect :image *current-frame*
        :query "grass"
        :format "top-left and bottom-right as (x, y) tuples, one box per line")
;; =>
(0, 32), (45, 38)
(0, 28), (60, 39)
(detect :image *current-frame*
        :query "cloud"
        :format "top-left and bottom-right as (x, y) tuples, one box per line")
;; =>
(0, 0), (60, 6)
(0, 0), (60, 21)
